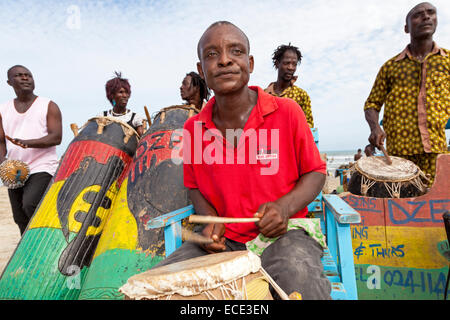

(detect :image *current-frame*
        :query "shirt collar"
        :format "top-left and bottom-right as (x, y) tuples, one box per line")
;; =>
(197, 86), (279, 129)
(264, 76), (298, 96)
(394, 42), (447, 61)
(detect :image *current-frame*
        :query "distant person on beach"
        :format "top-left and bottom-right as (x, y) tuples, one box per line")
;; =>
(99, 72), (145, 136)
(265, 43), (314, 128)
(354, 149), (362, 161)
(364, 2), (449, 184)
(180, 71), (210, 110)
(364, 144), (376, 157)
(0, 65), (62, 235)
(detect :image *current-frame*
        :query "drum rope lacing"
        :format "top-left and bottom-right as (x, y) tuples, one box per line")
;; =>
(161, 276), (248, 300)
(353, 162), (428, 198)
(74, 117), (140, 141)
(153, 105), (201, 124)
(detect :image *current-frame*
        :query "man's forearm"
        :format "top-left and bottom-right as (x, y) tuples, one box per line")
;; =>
(188, 188), (218, 216)
(275, 171), (326, 218)
(21, 133), (62, 148)
(0, 143), (6, 163)
(364, 108), (380, 131)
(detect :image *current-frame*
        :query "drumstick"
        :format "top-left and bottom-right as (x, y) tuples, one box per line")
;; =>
(144, 106), (152, 127)
(188, 215), (260, 224)
(259, 268), (290, 300)
(181, 227), (213, 244)
(378, 145), (392, 165)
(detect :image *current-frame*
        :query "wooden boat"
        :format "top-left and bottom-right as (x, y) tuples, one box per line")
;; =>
(341, 153), (449, 300)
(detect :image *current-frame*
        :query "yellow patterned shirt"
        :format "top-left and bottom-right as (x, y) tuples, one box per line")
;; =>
(364, 43), (449, 156)
(265, 81), (314, 128)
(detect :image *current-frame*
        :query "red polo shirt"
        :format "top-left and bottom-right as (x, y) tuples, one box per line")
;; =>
(183, 86), (326, 243)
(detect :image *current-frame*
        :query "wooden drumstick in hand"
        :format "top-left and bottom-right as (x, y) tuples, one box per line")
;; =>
(181, 227), (213, 244)
(188, 215), (260, 224)
(378, 145), (392, 165)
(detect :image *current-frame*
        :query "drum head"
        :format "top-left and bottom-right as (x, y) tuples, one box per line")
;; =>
(120, 250), (261, 299)
(355, 156), (419, 182)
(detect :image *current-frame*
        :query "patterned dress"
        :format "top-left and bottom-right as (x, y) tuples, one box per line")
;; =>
(265, 80), (314, 128)
(364, 43), (449, 183)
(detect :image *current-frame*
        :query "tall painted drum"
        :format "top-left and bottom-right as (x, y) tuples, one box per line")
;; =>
(0, 117), (139, 300)
(79, 105), (199, 300)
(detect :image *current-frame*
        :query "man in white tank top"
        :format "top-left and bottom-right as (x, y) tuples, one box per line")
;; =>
(0, 65), (62, 235)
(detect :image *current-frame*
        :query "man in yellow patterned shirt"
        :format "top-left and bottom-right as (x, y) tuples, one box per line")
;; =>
(364, 2), (449, 184)
(265, 44), (314, 128)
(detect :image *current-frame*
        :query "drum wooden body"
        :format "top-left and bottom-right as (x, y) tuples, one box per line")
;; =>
(78, 105), (199, 300)
(120, 251), (273, 300)
(128, 105), (200, 253)
(348, 156), (427, 198)
(0, 117), (138, 300)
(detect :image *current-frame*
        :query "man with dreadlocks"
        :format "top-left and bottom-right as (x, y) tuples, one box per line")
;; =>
(265, 44), (314, 128)
(180, 71), (210, 110)
(99, 72), (145, 136)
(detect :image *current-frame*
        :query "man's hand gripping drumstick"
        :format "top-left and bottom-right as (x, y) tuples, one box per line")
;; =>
(254, 202), (289, 238)
(189, 189), (228, 254)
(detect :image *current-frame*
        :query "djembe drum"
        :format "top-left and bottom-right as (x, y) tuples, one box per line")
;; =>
(348, 156), (428, 198)
(0, 159), (30, 189)
(119, 250), (279, 300)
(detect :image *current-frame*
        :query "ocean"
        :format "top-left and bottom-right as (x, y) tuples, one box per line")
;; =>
(323, 150), (355, 173)
(0, 149), (365, 187)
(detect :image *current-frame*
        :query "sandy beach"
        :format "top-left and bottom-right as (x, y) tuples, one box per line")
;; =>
(0, 187), (21, 275)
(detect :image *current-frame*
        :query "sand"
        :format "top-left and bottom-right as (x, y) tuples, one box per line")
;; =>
(0, 187), (21, 275)
(323, 175), (340, 194)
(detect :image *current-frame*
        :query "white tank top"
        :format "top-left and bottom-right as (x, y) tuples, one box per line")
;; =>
(0, 96), (59, 175)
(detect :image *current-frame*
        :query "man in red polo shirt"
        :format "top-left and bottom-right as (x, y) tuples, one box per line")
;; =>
(157, 21), (330, 299)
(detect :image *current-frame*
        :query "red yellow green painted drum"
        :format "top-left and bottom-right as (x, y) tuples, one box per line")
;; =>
(0, 117), (138, 300)
(78, 106), (199, 300)
(345, 154), (449, 299)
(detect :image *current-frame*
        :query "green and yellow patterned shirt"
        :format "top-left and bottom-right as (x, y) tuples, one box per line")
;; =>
(364, 43), (449, 156)
(265, 81), (315, 128)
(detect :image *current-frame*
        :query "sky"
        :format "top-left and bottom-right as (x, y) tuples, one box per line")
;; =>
(1, 0), (449, 155)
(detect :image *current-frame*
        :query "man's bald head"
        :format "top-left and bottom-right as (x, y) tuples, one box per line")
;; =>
(7, 65), (30, 80)
(197, 21), (250, 60)
(406, 2), (436, 25)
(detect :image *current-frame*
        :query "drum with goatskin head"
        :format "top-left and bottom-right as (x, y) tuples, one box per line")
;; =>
(120, 250), (275, 300)
(348, 156), (428, 198)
